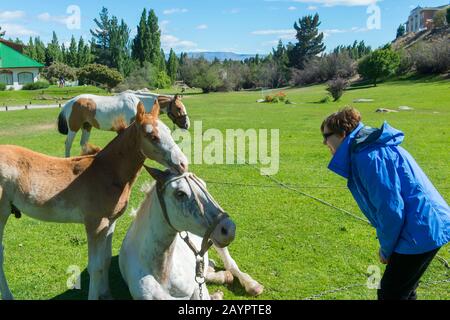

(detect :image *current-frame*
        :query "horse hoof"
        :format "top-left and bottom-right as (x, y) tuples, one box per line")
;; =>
(224, 271), (234, 285)
(246, 282), (264, 297)
(210, 291), (224, 300)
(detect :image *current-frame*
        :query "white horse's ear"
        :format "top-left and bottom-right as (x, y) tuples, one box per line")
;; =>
(144, 165), (171, 184)
(136, 102), (145, 124)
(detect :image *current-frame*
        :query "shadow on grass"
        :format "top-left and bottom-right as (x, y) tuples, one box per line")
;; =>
(51, 255), (253, 300)
(51, 256), (132, 300)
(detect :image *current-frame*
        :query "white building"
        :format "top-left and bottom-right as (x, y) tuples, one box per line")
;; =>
(0, 39), (44, 90)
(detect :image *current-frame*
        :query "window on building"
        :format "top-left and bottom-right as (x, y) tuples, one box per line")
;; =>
(18, 72), (33, 85)
(0, 71), (13, 85)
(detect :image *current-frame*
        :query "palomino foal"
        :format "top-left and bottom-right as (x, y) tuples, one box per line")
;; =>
(0, 101), (188, 300)
(58, 92), (189, 157)
(119, 168), (263, 300)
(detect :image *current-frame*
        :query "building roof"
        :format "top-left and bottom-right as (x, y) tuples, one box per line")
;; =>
(0, 42), (44, 69)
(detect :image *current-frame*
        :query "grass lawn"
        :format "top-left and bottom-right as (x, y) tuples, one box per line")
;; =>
(0, 79), (448, 299)
(0, 85), (109, 107)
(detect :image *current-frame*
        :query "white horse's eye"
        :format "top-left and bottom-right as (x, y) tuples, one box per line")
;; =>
(175, 190), (187, 199)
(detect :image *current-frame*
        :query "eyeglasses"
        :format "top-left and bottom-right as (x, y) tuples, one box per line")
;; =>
(322, 132), (334, 141)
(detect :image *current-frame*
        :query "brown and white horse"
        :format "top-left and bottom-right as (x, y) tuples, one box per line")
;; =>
(0, 101), (188, 300)
(57, 92), (190, 157)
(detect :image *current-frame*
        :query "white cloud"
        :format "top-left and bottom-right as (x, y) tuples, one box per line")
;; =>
(223, 8), (241, 14)
(37, 12), (71, 25)
(292, 0), (379, 7)
(251, 29), (295, 36)
(163, 8), (188, 15)
(196, 24), (208, 30)
(288, 6), (297, 10)
(307, 6), (318, 10)
(0, 11), (25, 21)
(161, 34), (197, 51)
(322, 26), (370, 38)
(1, 23), (38, 36)
(160, 20), (170, 32)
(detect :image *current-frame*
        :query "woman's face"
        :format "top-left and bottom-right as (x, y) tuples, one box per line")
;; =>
(322, 125), (346, 155)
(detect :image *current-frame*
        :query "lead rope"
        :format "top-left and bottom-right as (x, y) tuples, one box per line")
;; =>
(155, 172), (229, 300)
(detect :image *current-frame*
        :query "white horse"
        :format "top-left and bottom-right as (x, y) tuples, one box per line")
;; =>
(119, 168), (263, 300)
(57, 92), (190, 157)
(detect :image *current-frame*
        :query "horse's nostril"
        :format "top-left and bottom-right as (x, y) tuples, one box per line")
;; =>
(221, 227), (228, 236)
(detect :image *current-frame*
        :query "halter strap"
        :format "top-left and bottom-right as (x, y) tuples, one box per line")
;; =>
(155, 172), (229, 257)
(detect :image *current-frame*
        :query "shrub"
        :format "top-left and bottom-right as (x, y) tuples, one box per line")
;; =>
(410, 40), (450, 74)
(433, 9), (448, 28)
(78, 64), (124, 90)
(357, 48), (400, 86)
(152, 71), (172, 89)
(43, 62), (77, 84)
(22, 80), (50, 90)
(265, 95), (273, 103)
(326, 78), (348, 101)
(0, 83), (6, 91)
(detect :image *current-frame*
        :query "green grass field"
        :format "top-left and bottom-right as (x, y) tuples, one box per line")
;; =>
(0, 79), (448, 300)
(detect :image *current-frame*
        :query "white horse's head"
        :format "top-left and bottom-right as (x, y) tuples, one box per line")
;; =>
(135, 101), (188, 174)
(145, 167), (236, 248)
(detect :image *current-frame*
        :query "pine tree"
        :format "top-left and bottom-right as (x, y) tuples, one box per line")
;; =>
(90, 7), (111, 66)
(65, 35), (77, 67)
(289, 14), (325, 69)
(24, 37), (36, 60)
(34, 37), (47, 65)
(147, 9), (161, 68)
(396, 24), (405, 39)
(77, 37), (91, 68)
(45, 31), (62, 66)
(132, 9), (148, 65)
(167, 48), (179, 82)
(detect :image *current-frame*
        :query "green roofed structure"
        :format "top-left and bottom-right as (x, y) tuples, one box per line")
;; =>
(0, 39), (44, 90)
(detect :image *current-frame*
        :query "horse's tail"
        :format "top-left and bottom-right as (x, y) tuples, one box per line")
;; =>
(57, 109), (68, 135)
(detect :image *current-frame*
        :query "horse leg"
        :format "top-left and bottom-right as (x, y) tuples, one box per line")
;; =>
(99, 221), (115, 300)
(205, 265), (234, 286)
(86, 218), (109, 300)
(80, 124), (92, 150)
(65, 130), (77, 158)
(0, 193), (13, 300)
(214, 246), (264, 296)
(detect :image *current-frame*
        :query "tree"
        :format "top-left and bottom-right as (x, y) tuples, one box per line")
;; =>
(396, 24), (405, 39)
(288, 14), (325, 69)
(66, 35), (78, 67)
(167, 48), (179, 83)
(77, 37), (92, 68)
(34, 37), (47, 65)
(433, 9), (448, 28)
(90, 7), (112, 66)
(357, 48), (400, 86)
(148, 9), (162, 68)
(45, 32), (62, 66)
(24, 37), (37, 60)
(43, 62), (77, 84)
(272, 40), (290, 87)
(132, 9), (148, 65)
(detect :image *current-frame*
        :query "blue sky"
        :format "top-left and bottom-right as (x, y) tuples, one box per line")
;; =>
(0, 0), (447, 54)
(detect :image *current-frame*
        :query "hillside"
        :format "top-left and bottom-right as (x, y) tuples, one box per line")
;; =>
(392, 26), (450, 50)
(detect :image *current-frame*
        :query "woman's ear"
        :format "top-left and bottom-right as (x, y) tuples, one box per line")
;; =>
(136, 102), (145, 124)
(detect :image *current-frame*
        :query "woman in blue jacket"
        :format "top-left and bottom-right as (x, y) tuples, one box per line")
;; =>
(321, 107), (450, 300)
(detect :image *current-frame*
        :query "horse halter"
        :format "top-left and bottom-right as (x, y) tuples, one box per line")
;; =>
(154, 171), (229, 257)
(153, 171), (229, 299)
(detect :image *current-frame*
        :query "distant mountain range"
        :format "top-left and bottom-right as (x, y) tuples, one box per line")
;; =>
(166, 52), (265, 62)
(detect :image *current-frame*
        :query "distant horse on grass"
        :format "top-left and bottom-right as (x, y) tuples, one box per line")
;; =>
(58, 91), (190, 157)
(119, 168), (264, 300)
(0, 101), (188, 300)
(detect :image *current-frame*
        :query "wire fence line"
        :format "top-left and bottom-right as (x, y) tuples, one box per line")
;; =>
(221, 147), (450, 299)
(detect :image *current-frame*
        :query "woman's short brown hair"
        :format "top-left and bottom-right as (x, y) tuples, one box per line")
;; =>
(321, 107), (361, 137)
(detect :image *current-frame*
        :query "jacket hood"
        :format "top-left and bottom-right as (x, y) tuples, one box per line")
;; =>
(327, 122), (404, 179)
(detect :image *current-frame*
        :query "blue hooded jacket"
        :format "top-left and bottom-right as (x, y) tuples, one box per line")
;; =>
(328, 122), (450, 259)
